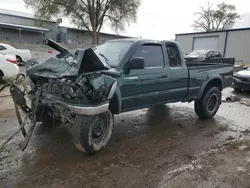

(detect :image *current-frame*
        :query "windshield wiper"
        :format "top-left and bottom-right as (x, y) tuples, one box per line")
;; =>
(99, 53), (110, 63)
(98, 53), (112, 68)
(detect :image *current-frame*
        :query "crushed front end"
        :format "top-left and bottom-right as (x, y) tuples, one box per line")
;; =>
(8, 39), (118, 151)
(28, 71), (117, 126)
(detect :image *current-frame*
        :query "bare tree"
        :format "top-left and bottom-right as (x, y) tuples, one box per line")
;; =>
(24, 0), (141, 44)
(192, 1), (240, 31)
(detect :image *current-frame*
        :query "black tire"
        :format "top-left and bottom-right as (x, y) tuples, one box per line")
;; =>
(16, 56), (22, 66)
(72, 110), (114, 154)
(234, 88), (241, 92)
(194, 87), (221, 119)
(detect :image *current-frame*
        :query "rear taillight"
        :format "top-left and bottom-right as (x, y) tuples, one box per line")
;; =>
(6, 58), (17, 64)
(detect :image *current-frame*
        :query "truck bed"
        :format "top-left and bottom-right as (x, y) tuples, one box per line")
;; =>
(185, 60), (234, 101)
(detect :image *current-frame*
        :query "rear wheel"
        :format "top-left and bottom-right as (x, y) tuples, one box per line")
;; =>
(194, 87), (221, 119)
(72, 110), (114, 154)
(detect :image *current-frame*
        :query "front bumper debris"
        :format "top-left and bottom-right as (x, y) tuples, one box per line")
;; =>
(38, 94), (110, 115)
(0, 74), (41, 150)
(67, 103), (109, 115)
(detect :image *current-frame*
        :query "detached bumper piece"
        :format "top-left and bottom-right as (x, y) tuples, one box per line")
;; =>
(9, 74), (41, 150)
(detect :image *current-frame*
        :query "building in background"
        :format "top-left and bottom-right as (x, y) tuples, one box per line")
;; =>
(0, 8), (57, 44)
(0, 8), (128, 46)
(176, 28), (250, 66)
(57, 26), (128, 48)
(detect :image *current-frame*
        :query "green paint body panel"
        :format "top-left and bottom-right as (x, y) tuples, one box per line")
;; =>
(102, 39), (234, 114)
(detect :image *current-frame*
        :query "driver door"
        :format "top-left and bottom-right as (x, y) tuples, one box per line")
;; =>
(121, 43), (170, 112)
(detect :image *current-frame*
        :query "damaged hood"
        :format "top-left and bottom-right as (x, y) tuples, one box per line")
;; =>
(27, 39), (109, 78)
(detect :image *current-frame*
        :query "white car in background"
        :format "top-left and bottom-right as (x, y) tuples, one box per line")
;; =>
(0, 54), (19, 81)
(0, 43), (31, 65)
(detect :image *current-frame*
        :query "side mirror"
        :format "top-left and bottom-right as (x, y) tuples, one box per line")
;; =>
(129, 57), (145, 70)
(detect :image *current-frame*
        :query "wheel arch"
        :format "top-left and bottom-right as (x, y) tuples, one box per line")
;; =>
(109, 88), (122, 114)
(198, 76), (223, 99)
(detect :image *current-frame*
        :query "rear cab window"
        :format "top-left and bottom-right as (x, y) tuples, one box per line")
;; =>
(166, 44), (181, 67)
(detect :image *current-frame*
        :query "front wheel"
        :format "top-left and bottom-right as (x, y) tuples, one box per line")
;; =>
(72, 110), (114, 154)
(194, 87), (221, 119)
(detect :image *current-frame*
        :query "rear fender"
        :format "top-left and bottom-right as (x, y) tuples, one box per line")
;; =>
(197, 75), (223, 99)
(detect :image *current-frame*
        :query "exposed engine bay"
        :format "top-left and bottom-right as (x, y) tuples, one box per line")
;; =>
(31, 72), (116, 103)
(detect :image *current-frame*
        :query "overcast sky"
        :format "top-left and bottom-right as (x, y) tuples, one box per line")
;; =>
(1, 0), (250, 39)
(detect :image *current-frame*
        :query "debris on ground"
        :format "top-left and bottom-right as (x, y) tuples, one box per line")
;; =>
(178, 123), (184, 128)
(225, 95), (241, 102)
(222, 95), (250, 107)
(239, 100), (250, 106)
(242, 129), (250, 135)
(226, 135), (235, 141)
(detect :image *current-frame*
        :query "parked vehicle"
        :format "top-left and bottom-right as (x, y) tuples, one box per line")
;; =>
(185, 50), (234, 65)
(232, 67), (250, 91)
(0, 54), (19, 81)
(13, 39), (234, 154)
(0, 43), (31, 65)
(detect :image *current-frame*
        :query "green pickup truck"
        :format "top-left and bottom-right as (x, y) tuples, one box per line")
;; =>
(19, 39), (234, 154)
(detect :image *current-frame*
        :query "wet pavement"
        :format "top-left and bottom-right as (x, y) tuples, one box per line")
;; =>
(0, 88), (250, 188)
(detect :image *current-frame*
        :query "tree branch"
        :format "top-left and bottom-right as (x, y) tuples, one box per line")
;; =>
(97, 0), (110, 32)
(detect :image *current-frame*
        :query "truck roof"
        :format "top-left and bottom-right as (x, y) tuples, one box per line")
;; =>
(108, 38), (176, 44)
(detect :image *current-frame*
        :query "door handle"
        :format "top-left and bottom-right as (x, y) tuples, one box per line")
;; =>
(159, 75), (168, 78)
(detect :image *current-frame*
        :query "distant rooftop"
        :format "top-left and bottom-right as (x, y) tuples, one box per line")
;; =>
(61, 26), (131, 38)
(0, 21), (50, 32)
(0, 8), (56, 22)
(176, 27), (250, 36)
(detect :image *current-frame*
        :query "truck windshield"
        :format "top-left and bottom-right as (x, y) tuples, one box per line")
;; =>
(92, 41), (133, 67)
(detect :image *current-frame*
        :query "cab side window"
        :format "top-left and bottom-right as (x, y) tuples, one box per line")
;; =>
(132, 44), (164, 68)
(166, 44), (181, 67)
